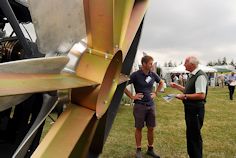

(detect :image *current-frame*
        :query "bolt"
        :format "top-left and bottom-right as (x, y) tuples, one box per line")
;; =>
(105, 53), (108, 59)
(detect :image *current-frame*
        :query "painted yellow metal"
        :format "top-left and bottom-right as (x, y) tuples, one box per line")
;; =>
(83, 0), (148, 58)
(87, 48), (113, 60)
(0, 73), (98, 96)
(69, 115), (98, 157)
(29, 1), (149, 157)
(72, 51), (122, 118)
(122, 0), (149, 57)
(96, 51), (122, 118)
(114, 0), (135, 50)
(75, 50), (111, 83)
(31, 104), (96, 158)
(119, 73), (130, 84)
(84, 0), (114, 53)
(71, 85), (100, 112)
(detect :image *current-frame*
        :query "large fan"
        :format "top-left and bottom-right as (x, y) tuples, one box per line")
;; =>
(0, 0), (149, 157)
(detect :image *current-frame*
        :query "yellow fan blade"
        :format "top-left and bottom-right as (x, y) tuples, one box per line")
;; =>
(32, 104), (96, 158)
(0, 73), (99, 96)
(122, 0), (149, 56)
(84, 0), (113, 53)
(114, 0), (135, 50)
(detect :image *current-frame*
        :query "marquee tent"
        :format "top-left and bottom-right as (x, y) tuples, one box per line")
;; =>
(212, 65), (235, 72)
(169, 64), (217, 73)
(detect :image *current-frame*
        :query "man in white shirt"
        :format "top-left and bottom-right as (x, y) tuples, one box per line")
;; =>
(170, 56), (208, 158)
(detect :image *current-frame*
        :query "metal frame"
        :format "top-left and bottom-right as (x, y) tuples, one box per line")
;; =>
(0, 0), (33, 57)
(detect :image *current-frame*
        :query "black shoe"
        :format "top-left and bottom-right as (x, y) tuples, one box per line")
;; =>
(146, 149), (160, 158)
(135, 150), (142, 158)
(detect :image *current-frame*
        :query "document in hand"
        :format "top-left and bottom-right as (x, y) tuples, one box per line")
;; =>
(230, 81), (236, 86)
(162, 94), (176, 102)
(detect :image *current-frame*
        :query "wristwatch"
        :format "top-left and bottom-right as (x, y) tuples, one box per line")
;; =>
(184, 94), (187, 100)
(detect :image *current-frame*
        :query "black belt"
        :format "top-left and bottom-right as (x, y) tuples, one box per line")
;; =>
(136, 103), (152, 106)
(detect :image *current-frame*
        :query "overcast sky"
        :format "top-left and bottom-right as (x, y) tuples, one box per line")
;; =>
(137, 0), (236, 66)
(4, 0), (236, 66)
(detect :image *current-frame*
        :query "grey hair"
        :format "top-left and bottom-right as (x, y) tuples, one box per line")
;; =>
(188, 56), (199, 66)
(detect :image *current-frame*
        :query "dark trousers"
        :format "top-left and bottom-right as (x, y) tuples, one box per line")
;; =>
(184, 105), (205, 158)
(228, 85), (235, 100)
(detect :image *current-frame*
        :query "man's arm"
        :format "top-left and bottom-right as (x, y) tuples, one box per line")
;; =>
(156, 80), (164, 93)
(169, 82), (185, 92)
(176, 75), (207, 100)
(124, 88), (143, 100)
(151, 80), (164, 99)
(176, 93), (205, 100)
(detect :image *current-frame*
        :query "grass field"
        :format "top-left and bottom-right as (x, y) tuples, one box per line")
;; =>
(100, 87), (236, 158)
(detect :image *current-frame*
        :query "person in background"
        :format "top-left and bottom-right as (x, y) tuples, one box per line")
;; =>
(179, 74), (183, 86)
(218, 73), (225, 88)
(183, 73), (188, 86)
(227, 72), (236, 100)
(173, 75), (179, 84)
(125, 55), (163, 158)
(170, 56), (208, 158)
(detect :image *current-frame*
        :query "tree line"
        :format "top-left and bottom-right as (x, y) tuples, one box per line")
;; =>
(164, 57), (235, 67)
(206, 57), (235, 66)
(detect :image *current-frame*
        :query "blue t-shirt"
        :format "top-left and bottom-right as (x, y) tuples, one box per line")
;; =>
(128, 70), (161, 106)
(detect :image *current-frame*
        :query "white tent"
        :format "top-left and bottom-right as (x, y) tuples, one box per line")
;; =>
(212, 65), (235, 72)
(169, 64), (217, 73)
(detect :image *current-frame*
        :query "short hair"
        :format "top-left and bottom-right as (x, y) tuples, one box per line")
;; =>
(187, 56), (199, 66)
(141, 55), (153, 65)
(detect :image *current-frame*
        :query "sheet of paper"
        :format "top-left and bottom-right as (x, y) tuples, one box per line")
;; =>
(162, 94), (176, 102)
(230, 81), (236, 86)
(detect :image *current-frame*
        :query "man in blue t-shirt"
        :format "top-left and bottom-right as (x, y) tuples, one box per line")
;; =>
(228, 72), (236, 100)
(125, 55), (163, 158)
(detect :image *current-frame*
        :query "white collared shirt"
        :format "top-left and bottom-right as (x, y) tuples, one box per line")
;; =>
(228, 74), (236, 82)
(190, 67), (207, 93)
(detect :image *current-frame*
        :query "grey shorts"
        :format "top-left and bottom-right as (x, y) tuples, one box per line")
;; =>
(133, 104), (156, 128)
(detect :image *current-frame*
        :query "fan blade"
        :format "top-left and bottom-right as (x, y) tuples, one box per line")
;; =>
(0, 56), (69, 73)
(122, 0), (149, 57)
(0, 94), (31, 111)
(28, 0), (86, 54)
(84, 0), (113, 53)
(114, 0), (135, 51)
(13, 93), (59, 158)
(0, 56), (70, 110)
(32, 104), (96, 157)
(0, 73), (99, 96)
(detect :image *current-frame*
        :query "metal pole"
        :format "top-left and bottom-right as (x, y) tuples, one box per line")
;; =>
(0, 0), (33, 57)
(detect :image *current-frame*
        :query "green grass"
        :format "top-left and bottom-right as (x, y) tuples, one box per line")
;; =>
(100, 87), (236, 158)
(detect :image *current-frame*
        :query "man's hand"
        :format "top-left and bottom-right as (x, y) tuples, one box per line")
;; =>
(170, 82), (178, 88)
(169, 82), (185, 92)
(132, 93), (144, 100)
(150, 92), (157, 99)
(176, 94), (185, 100)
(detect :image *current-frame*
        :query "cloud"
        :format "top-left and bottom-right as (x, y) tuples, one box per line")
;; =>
(138, 0), (236, 66)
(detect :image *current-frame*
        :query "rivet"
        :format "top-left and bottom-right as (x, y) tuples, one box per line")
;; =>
(105, 53), (108, 59)
(88, 48), (92, 54)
